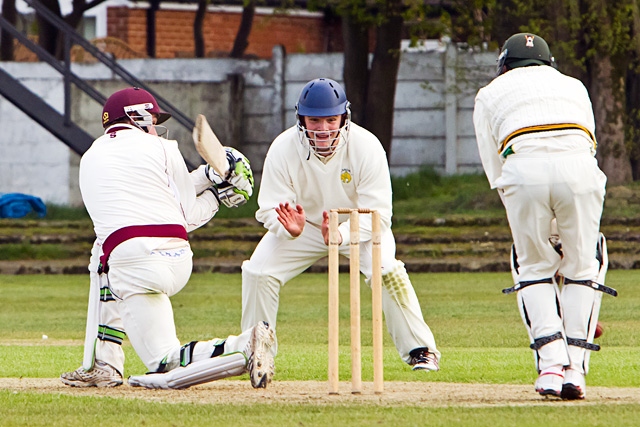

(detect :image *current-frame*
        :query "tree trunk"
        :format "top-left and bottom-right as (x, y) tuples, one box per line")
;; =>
(363, 8), (403, 161)
(1, 0), (16, 61)
(587, 0), (632, 185)
(146, 0), (160, 58)
(626, 70), (640, 181)
(230, 0), (255, 58)
(626, 0), (640, 180)
(36, 0), (61, 56)
(194, 0), (207, 58)
(590, 57), (632, 185)
(341, 12), (369, 124)
(549, 0), (588, 83)
(66, 0), (90, 28)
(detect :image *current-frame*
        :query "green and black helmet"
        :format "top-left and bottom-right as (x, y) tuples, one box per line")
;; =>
(496, 33), (555, 76)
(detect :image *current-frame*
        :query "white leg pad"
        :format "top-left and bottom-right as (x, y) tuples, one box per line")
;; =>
(82, 271), (101, 371)
(517, 282), (569, 372)
(596, 233), (608, 285)
(128, 352), (247, 390)
(83, 271), (125, 375)
(509, 244), (520, 285)
(561, 233), (608, 375)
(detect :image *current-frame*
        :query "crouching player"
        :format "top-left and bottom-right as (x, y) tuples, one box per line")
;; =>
(60, 87), (273, 389)
(240, 78), (440, 372)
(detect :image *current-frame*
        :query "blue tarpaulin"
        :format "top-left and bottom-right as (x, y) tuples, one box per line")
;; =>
(0, 193), (47, 218)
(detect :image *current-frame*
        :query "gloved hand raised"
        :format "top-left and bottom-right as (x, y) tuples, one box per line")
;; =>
(226, 147), (254, 198)
(205, 147), (254, 199)
(209, 181), (249, 208)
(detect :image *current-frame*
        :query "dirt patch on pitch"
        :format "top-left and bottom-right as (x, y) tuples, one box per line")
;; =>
(2, 378), (640, 407)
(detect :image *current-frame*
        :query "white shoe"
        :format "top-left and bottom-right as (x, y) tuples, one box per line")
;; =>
(409, 348), (439, 371)
(534, 368), (564, 398)
(562, 368), (586, 400)
(60, 360), (123, 388)
(247, 321), (275, 388)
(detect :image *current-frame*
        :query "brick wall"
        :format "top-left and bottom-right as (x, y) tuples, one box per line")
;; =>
(106, 6), (343, 59)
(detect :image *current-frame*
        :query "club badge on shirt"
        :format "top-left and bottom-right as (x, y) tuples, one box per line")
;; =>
(340, 168), (352, 184)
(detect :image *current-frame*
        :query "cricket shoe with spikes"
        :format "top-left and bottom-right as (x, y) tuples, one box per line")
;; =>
(247, 321), (276, 388)
(60, 360), (123, 388)
(561, 368), (586, 400)
(409, 348), (439, 371)
(534, 366), (564, 398)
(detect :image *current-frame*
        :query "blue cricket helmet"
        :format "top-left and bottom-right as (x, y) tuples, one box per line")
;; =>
(295, 78), (350, 117)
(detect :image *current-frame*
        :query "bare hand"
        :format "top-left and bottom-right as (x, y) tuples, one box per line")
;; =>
(275, 202), (306, 237)
(321, 210), (342, 246)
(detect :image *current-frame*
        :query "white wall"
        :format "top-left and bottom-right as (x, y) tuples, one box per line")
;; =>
(0, 45), (496, 205)
(0, 63), (71, 205)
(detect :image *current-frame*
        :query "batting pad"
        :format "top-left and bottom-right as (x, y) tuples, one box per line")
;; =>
(128, 352), (247, 389)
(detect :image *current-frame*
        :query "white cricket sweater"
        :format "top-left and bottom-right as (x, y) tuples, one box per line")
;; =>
(256, 122), (393, 244)
(474, 66), (596, 188)
(79, 124), (219, 243)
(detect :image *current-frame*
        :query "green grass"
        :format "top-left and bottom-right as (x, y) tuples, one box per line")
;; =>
(6, 391), (640, 427)
(0, 271), (638, 425)
(43, 204), (91, 221)
(391, 168), (504, 217)
(4, 395), (640, 427)
(0, 243), (84, 260)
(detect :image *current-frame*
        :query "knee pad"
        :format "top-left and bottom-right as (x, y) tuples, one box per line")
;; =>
(505, 243), (557, 294)
(157, 339), (226, 372)
(595, 232), (608, 284)
(97, 287), (126, 343)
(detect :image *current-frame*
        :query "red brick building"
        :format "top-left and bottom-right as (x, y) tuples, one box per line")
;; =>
(106, 4), (343, 59)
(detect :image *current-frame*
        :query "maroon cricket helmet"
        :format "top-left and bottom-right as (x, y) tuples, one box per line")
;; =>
(102, 87), (171, 127)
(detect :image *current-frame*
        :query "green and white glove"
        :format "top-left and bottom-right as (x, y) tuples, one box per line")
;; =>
(210, 181), (249, 208)
(225, 147), (254, 198)
(206, 148), (252, 208)
(204, 147), (254, 200)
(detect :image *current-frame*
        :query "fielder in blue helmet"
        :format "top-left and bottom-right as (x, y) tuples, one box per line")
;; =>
(295, 78), (351, 157)
(241, 77), (441, 374)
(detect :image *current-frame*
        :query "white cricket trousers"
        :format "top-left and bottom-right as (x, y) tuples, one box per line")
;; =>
(496, 149), (606, 282)
(100, 238), (251, 372)
(241, 223), (438, 364)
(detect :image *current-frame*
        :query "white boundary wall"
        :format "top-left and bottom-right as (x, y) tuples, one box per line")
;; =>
(0, 44), (496, 205)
